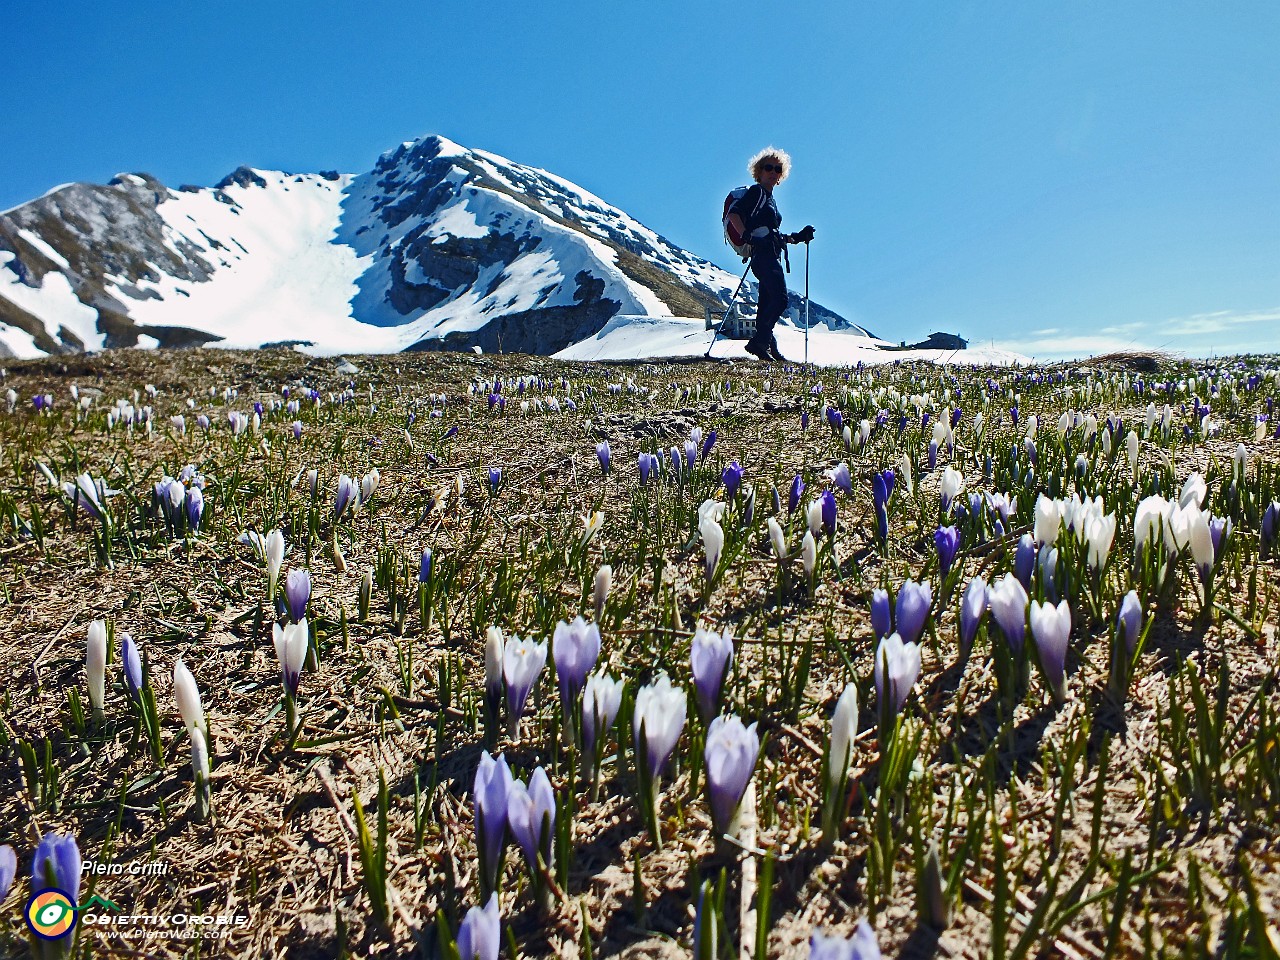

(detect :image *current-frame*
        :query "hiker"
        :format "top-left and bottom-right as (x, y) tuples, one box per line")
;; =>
(725, 147), (815, 361)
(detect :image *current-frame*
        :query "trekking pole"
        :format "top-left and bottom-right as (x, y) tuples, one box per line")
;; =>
(803, 240), (810, 367)
(705, 261), (753, 359)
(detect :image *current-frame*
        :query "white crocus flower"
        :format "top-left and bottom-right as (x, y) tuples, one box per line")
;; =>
(828, 683), (859, 787)
(173, 659), (207, 742)
(86, 620), (108, 714)
(265, 529), (286, 600)
(767, 517), (787, 560)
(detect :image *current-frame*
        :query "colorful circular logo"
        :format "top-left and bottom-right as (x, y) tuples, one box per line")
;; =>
(26, 889), (78, 940)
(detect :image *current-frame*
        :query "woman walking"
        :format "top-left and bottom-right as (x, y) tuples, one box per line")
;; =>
(725, 147), (814, 361)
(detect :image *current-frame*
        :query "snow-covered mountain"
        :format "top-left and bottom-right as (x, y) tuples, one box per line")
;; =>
(0, 135), (877, 359)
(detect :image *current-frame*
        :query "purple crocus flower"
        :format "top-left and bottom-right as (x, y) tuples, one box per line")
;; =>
(872, 473), (890, 543)
(552, 616), (601, 723)
(1117, 590), (1143, 654)
(444, 425), (459, 440)
(1263, 501), (1280, 559)
(596, 441), (611, 475)
(488, 467), (502, 494)
(722, 461), (744, 500)
(894, 580), (932, 646)
(502, 635), (547, 729)
(704, 715), (760, 836)
(292, 420), (303, 440)
(934, 526), (961, 577)
(638, 452), (655, 486)
(801, 411), (810, 430)
(959, 577), (988, 658)
(121, 633), (143, 702)
(1014, 533), (1036, 589)
(334, 474), (359, 519)
(690, 626), (735, 721)
(0, 845), (15, 903)
(810, 920), (881, 960)
(284, 568), (311, 623)
(870, 588), (892, 639)
(989, 573), (1029, 651)
(1029, 599), (1071, 702)
(456, 894), (501, 960)
(32, 832), (82, 903)
(473, 752), (513, 896)
(879, 469), (895, 500)
(830, 462), (853, 497)
(507, 767), (556, 871)
(820, 490), (837, 539)
(419, 548), (433, 584)
(874, 632), (921, 717)
(928, 440), (939, 471)
(669, 446), (683, 475)
(701, 429), (717, 461)
(185, 486), (204, 532)
(1010, 405), (1019, 429)
(788, 475), (805, 515)
(1208, 516), (1231, 557)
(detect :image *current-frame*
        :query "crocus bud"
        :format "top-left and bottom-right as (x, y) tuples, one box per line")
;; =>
(700, 511), (724, 583)
(582, 670), (624, 761)
(821, 490), (837, 538)
(0, 844), (16, 902)
(989, 573), (1029, 651)
(894, 580), (932, 646)
(1117, 590), (1143, 654)
(704, 715), (760, 836)
(809, 921), (881, 960)
(1014, 533), (1036, 589)
(870, 588), (892, 639)
(806, 499), (824, 537)
(828, 683), (858, 788)
(934, 526), (961, 577)
(802, 531), (817, 577)
(788, 474), (805, 515)
(86, 619), (108, 713)
(552, 616), (601, 729)
(874, 632), (921, 718)
(594, 564), (612, 621)
(32, 832), (82, 904)
(474, 752), (513, 898)
(456, 893), (501, 960)
(484, 627), (504, 698)
(633, 673), (686, 779)
(1029, 599), (1071, 702)
(690, 625), (735, 722)
(265, 529), (285, 599)
(502, 634), (547, 735)
(767, 515), (788, 560)
(120, 633), (142, 702)
(173, 658), (207, 742)
(273, 619), (308, 696)
(959, 577), (988, 660)
(284, 568), (311, 623)
(507, 767), (556, 872)
(334, 474), (359, 519)
(939, 468), (963, 513)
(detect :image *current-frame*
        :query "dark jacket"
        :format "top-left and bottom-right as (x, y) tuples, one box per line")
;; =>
(728, 184), (782, 253)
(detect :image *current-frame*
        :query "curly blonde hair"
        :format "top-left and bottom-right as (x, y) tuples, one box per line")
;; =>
(749, 146), (792, 183)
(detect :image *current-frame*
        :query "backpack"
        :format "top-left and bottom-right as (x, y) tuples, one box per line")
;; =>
(723, 186), (753, 258)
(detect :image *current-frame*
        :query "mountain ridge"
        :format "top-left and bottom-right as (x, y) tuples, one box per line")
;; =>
(0, 135), (874, 359)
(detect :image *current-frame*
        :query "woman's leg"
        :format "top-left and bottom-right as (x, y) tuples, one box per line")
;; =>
(749, 255), (788, 351)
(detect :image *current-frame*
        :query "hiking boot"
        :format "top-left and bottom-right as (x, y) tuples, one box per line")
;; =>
(768, 336), (788, 362)
(744, 338), (770, 360)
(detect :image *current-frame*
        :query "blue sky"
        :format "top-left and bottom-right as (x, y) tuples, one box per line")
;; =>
(5, 1), (1277, 359)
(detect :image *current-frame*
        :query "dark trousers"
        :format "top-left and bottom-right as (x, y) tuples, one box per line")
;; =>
(750, 251), (787, 343)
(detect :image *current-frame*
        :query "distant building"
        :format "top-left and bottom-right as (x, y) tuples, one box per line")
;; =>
(705, 303), (757, 341)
